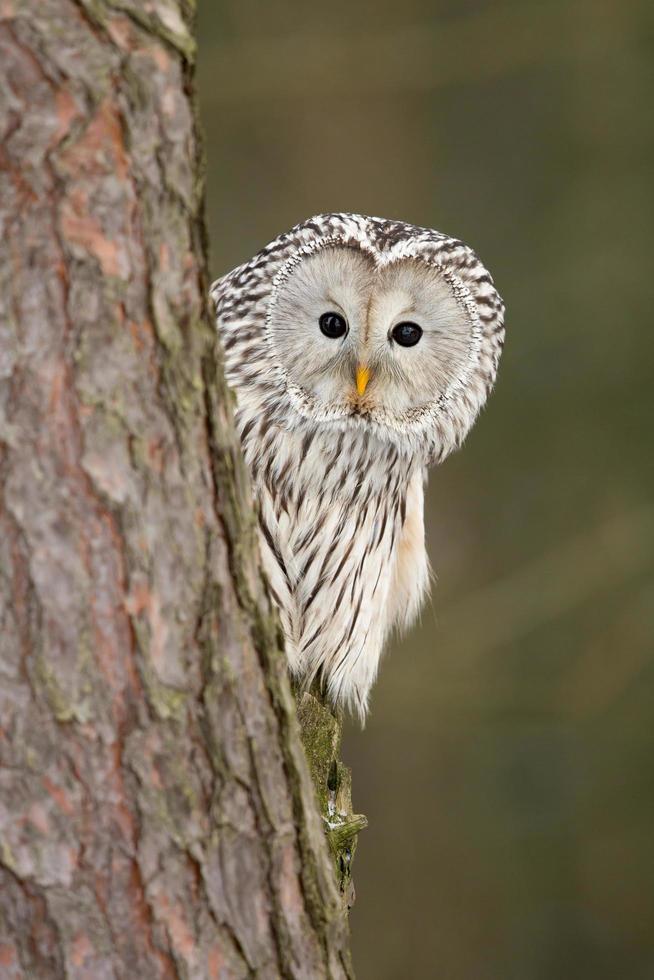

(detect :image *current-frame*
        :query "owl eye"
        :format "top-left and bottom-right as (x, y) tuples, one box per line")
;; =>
(319, 311), (347, 339)
(391, 321), (423, 347)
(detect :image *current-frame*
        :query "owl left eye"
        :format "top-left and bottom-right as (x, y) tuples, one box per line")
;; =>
(319, 311), (348, 339)
(391, 321), (423, 347)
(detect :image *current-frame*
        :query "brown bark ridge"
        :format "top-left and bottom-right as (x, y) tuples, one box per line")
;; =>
(0, 2), (353, 976)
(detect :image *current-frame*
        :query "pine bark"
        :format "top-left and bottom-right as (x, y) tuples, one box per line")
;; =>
(0, 2), (352, 976)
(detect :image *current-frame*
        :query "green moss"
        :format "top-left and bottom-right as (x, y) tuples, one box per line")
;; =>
(296, 691), (341, 813)
(296, 688), (367, 908)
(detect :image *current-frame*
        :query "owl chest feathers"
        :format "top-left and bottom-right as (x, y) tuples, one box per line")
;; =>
(238, 409), (430, 719)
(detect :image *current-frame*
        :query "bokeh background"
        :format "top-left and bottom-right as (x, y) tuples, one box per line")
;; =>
(197, 3), (654, 977)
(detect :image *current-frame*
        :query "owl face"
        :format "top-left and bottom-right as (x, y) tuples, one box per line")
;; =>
(269, 246), (476, 429)
(215, 214), (505, 464)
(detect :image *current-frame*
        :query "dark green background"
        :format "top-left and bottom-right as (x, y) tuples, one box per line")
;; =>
(198, 3), (654, 976)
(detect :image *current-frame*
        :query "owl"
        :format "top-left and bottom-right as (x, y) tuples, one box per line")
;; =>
(212, 213), (504, 721)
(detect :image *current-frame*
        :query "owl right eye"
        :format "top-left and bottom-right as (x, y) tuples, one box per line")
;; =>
(319, 311), (347, 339)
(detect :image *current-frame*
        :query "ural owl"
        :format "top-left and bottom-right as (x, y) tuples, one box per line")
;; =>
(212, 213), (504, 720)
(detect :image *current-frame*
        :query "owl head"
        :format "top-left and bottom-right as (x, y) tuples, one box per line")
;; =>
(214, 213), (505, 464)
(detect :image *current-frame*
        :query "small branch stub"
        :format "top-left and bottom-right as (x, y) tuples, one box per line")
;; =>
(296, 688), (367, 908)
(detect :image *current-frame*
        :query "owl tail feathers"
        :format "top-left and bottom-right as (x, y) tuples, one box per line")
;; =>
(327, 671), (371, 729)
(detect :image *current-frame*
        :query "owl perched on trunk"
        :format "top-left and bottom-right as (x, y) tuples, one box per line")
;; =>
(212, 213), (504, 721)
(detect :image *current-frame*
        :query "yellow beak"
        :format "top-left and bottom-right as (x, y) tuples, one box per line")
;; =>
(356, 365), (371, 397)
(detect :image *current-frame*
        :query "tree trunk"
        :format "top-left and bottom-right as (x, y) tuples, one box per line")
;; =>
(0, 3), (352, 976)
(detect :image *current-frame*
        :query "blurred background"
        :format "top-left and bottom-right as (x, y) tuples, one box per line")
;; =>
(197, 2), (653, 977)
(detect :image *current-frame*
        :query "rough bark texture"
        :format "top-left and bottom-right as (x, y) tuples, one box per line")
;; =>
(0, 2), (352, 976)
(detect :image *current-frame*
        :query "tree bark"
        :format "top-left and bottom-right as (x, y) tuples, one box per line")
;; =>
(0, 2), (352, 976)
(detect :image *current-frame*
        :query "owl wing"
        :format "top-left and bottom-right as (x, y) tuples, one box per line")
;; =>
(385, 466), (431, 634)
(256, 480), (305, 666)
